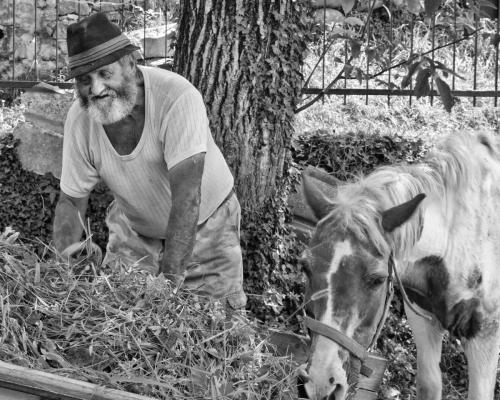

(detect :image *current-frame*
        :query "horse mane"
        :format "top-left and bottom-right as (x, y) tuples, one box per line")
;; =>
(324, 130), (500, 258)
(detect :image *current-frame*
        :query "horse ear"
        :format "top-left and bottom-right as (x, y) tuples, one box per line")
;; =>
(302, 172), (334, 221)
(381, 193), (426, 232)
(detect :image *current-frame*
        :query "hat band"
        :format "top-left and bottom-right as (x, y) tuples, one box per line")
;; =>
(68, 33), (134, 69)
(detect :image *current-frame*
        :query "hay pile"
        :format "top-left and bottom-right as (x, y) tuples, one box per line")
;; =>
(0, 228), (298, 399)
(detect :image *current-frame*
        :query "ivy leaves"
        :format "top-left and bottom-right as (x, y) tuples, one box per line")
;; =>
(0, 135), (112, 255)
(401, 56), (463, 112)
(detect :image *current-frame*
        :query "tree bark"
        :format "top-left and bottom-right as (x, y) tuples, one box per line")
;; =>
(174, 0), (307, 212)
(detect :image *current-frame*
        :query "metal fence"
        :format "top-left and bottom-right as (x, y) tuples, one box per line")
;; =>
(300, 0), (500, 109)
(1, 0), (499, 108)
(0, 0), (173, 91)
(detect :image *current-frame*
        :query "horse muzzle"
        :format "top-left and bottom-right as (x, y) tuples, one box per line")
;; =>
(297, 362), (348, 400)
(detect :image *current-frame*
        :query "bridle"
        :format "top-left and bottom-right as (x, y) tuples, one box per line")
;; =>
(303, 252), (431, 379)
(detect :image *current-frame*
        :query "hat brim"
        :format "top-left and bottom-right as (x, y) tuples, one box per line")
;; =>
(65, 44), (141, 81)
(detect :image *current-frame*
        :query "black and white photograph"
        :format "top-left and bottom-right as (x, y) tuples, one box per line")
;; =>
(0, 1), (499, 399)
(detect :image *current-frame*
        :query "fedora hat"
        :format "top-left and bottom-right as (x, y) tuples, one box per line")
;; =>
(66, 12), (140, 80)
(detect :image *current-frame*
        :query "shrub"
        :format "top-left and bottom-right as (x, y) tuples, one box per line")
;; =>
(292, 129), (428, 179)
(241, 163), (304, 327)
(0, 233), (296, 399)
(0, 135), (112, 256)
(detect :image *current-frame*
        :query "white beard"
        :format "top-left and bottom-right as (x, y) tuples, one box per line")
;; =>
(78, 68), (139, 125)
(87, 92), (136, 125)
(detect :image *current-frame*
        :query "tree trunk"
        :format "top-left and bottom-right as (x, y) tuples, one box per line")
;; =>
(174, 0), (307, 212)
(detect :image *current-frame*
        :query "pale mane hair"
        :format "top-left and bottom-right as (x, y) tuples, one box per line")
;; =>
(321, 130), (500, 259)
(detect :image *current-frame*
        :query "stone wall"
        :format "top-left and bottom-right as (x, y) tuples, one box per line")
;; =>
(0, 0), (175, 81)
(12, 88), (74, 179)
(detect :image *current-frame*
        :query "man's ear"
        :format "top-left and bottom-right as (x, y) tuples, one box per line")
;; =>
(381, 193), (426, 232)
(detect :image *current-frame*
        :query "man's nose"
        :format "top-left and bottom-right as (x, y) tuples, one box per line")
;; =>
(89, 78), (106, 96)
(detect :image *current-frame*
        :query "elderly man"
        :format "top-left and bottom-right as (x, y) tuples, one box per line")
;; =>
(53, 12), (247, 310)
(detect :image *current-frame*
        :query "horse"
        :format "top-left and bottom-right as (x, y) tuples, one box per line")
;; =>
(297, 130), (500, 400)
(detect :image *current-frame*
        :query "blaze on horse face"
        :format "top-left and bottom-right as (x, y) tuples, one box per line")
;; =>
(298, 175), (424, 400)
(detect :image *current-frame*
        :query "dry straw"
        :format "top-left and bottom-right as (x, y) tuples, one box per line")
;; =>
(0, 227), (299, 400)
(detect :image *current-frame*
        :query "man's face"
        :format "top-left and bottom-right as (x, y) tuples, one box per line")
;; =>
(75, 58), (138, 125)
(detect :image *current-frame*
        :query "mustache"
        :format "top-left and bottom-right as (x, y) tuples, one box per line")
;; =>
(88, 89), (117, 102)
(78, 89), (117, 109)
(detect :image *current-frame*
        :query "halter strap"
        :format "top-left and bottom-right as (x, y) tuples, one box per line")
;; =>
(304, 316), (368, 360)
(368, 255), (394, 350)
(304, 253), (395, 378)
(303, 251), (433, 382)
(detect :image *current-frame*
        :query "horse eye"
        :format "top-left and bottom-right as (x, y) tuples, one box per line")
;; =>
(366, 274), (387, 289)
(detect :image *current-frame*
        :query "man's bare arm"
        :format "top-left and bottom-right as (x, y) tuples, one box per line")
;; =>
(53, 192), (89, 252)
(159, 152), (205, 278)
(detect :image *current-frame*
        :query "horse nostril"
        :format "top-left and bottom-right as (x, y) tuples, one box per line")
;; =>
(329, 377), (335, 384)
(297, 374), (309, 399)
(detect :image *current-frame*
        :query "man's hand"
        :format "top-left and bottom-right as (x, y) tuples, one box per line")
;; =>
(58, 241), (103, 265)
(158, 153), (204, 280)
(53, 192), (89, 253)
(159, 271), (186, 293)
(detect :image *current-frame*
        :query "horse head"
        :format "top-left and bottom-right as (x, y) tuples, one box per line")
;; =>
(298, 172), (425, 400)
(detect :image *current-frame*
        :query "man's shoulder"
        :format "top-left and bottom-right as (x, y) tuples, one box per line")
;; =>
(64, 101), (95, 148)
(65, 100), (89, 128)
(140, 66), (198, 98)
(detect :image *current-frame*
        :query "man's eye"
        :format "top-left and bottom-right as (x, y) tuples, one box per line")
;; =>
(77, 76), (90, 85)
(99, 70), (111, 79)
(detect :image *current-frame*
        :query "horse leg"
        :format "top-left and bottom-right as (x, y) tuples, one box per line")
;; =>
(463, 324), (500, 400)
(405, 303), (445, 400)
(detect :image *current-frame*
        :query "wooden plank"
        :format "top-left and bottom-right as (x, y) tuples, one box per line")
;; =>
(0, 361), (157, 400)
(0, 81), (74, 89)
(0, 388), (39, 400)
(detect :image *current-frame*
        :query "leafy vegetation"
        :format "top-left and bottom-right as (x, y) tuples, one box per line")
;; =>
(292, 130), (427, 178)
(301, 0), (500, 113)
(241, 164), (304, 328)
(0, 135), (112, 255)
(0, 230), (298, 399)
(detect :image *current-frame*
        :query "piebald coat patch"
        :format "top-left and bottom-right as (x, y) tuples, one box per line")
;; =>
(322, 240), (353, 326)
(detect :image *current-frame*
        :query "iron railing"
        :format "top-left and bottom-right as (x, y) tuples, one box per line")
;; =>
(1, 0), (498, 108)
(300, 0), (500, 109)
(0, 0), (172, 90)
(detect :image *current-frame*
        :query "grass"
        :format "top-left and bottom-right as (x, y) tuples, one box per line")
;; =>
(0, 229), (299, 400)
(295, 95), (499, 140)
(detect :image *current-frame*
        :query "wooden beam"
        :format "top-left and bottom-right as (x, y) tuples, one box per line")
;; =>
(0, 81), (74, 89)
(0, 361), (157, 400)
